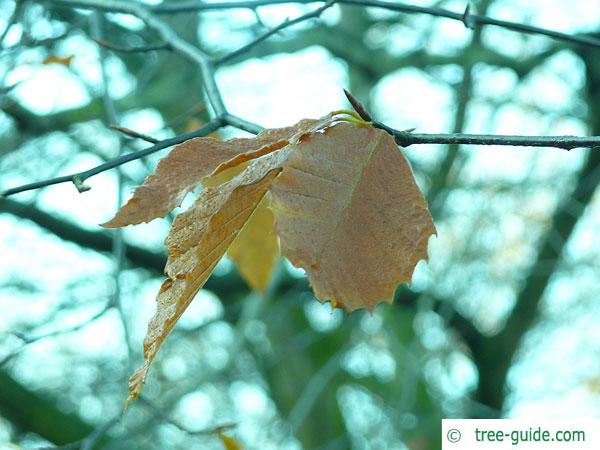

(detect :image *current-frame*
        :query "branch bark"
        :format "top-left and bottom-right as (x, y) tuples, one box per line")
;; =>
(148, 0), (600, 49)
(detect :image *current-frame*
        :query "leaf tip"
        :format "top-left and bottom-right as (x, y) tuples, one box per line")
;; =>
(100, 219), (116, 228)
(126, 361), (150, 407)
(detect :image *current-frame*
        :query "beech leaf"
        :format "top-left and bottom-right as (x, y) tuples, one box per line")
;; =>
(112, 111), (435, 404)
(270, 122), (436, 311)
(127, 147), (293, 402)
(103, 116), (333, 228)
(205, 163), (280, 291)
(227, 196), (279, 291)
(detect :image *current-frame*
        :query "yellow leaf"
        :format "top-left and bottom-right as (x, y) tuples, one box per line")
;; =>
(127, 147), (293, 403)
(103, 116), (334, 228)
(204, 163), (279, 291)
(270, 122), (436, 311)
(43, 54), (74, 66)
(202, 161), (248, 188)
(228, 195), (279, 291)
(218, 432), (243, 450)
(184, 117), (204, 133)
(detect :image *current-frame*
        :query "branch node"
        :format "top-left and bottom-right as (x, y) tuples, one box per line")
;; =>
(72, 176), (91, 193)
(462, 4), (476, 29)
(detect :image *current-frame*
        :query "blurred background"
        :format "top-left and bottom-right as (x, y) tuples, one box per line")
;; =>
(1, 0), (599, 448)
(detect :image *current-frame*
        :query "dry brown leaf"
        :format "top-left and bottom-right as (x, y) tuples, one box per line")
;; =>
(43, 54), (74, 66)
(205, 164), (279, 291)
(270, 122), (436, 311)
(218, 432), (243, 450)
(103, 116), (334, 228)
(210, 115), (336, 177)
(112, 110), (436, 405)
(127, 147), (293, 402)
(227, 196), (279, 291)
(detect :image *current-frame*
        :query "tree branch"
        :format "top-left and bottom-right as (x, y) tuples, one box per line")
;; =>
(4, 112), (600, 198)
(93, 38), (171, 53)
(110, 125), (160, 144)
(2, 120), (223, 197)
(374, 121), (600, 150)
(150, 0), (600, 50)
(217, 0), (337, 64)
(7, 0), (591, 200)
(44, 0), (227, 116)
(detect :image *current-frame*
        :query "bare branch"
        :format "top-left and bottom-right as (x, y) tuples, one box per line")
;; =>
(93, 38), (171, 53)
(110, 125), (160, 144)
(217, 0), (337, 64)
(4, 112), (600, 198)
(1, 303), (112, 368)
(344, 91), (600, 151)
(91, 10), (132, 365)
(149, 0), (600, 49)
(375, 121), (600, 151)
(45, 0), (226, 115)
(224, 113), (265, 134)
(2, 120), (223, 197)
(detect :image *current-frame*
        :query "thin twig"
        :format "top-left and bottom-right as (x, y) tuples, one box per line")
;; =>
(150, 0), (600, 49)
(287, 350), (344, 431)
(342, 90), (600, 151)
(1, 120), (223, 197)
(110, 125), (160, 143)
(224, 113), (264, 134)
(92, 11), (133, 367)
(217, 0), (336, 64)
(0, 303), (112, 368)
(4, 112), (600, 198)
(45, 0), (226, 115)
(374, 120), (600, 150)
(93, 38), (171, 53)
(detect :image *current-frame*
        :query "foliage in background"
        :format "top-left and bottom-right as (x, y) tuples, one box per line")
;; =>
(0, 0), (599, 449)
